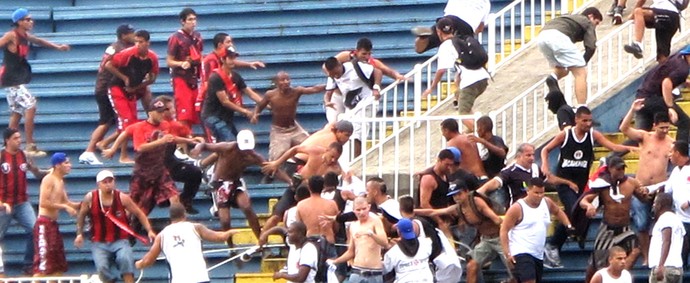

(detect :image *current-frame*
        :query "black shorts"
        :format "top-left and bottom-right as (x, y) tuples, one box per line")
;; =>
(511, 254), (543, 283)
(646, 8), (680, 60)
(95, 92), (116, 126)
(422, 15), (474, 53)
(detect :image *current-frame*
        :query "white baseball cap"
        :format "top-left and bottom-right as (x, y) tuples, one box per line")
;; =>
(237, 130), (255, 150)
(96, 170), (115, 182)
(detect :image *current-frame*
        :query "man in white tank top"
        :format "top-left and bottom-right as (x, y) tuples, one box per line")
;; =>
(135, 203), (237, 283)
(590, 246), (632, 283)
(500, 177), (572, 283)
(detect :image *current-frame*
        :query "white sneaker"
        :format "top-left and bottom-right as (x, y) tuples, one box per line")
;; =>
(79, 151), (103, 165)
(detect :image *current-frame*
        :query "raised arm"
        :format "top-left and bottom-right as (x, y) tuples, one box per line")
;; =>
(619, 98), (646, 141)
(27, 34), (69, 51)
(414, 205), (457, 217)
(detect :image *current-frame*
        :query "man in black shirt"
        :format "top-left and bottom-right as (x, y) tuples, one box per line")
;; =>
(469, 116), (508, 178)
(201, 46), (262, 141)
(633, 46), (690, 142)
(540, 106), (635, 268)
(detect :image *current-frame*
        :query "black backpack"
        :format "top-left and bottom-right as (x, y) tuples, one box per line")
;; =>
(452, 35), (488, 70)
(305, 235), (329, 283)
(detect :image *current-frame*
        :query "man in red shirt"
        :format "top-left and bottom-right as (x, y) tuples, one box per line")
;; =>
(0, 128), (45, 274)
(167, 8), (203, 130)
(102, 100), (180, 216)
(79, 24), (136, 166)
(0, 8), (70, 157)
(105, 29), (159, 164)
(74, 170), (156, 283)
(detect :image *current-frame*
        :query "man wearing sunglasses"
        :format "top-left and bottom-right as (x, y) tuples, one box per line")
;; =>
(0, 8), (70, 157)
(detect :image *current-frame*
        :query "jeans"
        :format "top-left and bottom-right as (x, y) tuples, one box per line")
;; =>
(0, 201), (36, 272)
(549, 184), (579, 249)
(91, 239), (135, 282)
(203, 115), (237, 142)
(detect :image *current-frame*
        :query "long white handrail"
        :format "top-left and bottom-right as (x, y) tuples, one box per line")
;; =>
(490, 10), (690, 160)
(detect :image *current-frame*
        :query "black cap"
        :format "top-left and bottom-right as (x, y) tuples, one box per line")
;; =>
(446, 179), (469, 196)
(225, 45), (240, 57)
(607, 156), (626, 169)
(116, 24), (135, 37)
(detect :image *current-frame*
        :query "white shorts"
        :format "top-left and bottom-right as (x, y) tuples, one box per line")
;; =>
(536, 29), (586, 68)
(326, 90), (345, 123)
(6, 84), (36, 114)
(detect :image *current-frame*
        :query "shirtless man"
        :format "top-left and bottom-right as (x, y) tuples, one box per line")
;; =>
(327, 196), (388, 283)
(415, 180), (507, 283)
(619, 98), (674, 265)
(190, 130), (289, 241)
(261, 141), (345, 232)
(251, 71), (326, 163)
(296, 176), (339, 242)
(580, 156), (646, 282)
(440, 118), (487, 179)
(33, 152), (80, 277)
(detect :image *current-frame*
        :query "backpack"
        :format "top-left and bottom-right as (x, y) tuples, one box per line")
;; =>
(452, 34), (488, 70)
(305, 235), (329, 283)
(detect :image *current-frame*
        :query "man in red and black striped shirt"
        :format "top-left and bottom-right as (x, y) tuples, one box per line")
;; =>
(74, 170), (155, 283)
(0, 127), (45, 274)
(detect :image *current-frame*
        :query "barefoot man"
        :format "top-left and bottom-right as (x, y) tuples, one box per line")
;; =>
(327, 196), (388, 283)
(33, 152), (80, 277)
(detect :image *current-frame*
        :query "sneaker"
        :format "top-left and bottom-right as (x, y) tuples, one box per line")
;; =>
(612, 6), (624, 25)
(411, 26), (433, 36)
(544, 244), (563, 268)
(624, 43), (643, 59)
(25, 143), (46, 158)
(543, 258), (564, 269)
(79, 151), (103, 165)
(606, 1), (617, 16)
(545, 75), (561, 93)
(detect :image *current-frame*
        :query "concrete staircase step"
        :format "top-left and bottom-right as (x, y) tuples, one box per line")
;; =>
(235, 272), (287, 283)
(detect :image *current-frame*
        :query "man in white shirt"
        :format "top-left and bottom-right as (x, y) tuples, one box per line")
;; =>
(661, 140), (690, 267)
(271, 221), (319, 283)
(135, 203), (236, 283)
(422, 17), (458, 99)
(323, 57), (382, 157)
(413, 0), (491, 53)
(649, 193), (685, 282)
(590, 246), (633, 283)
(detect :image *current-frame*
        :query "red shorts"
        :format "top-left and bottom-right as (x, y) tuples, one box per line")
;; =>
(109, 86), (140, 131)
(129, 170), (179, 215)
(172, 77), (200, 126)
(33, 216), (67, 275)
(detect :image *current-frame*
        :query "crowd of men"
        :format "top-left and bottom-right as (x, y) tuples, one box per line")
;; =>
(0, 0), (689, 282)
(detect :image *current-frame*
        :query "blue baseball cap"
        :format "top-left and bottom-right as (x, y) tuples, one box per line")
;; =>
(447, 146), (462, 164)
(397, 218), (417, 240)
(679, 45), (690, 55)
(11, 8), (29, 23)
(51, 152), (68, 166)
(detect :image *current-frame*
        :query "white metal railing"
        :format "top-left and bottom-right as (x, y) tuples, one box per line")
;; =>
(487, 0), (595, 72)
(0, 274), (100, 283)
(490, 9), (690, 160)
(345, 114), (480, 198)
(340, 0), (597, 163)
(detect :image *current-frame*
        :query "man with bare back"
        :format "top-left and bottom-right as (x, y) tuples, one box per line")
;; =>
(416, 180), (507, 283)
(580, 156), (647, 282)
(440, 118), (487, 179)
(190, 130), (289, 241)
(261, 140), (345, 232)
(251, 71), (325, 161)
(33, 152), (80, 276)
(619, 98), (674, 265)
(327, 196), (388, 283)
(296, 176), (339, 243)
